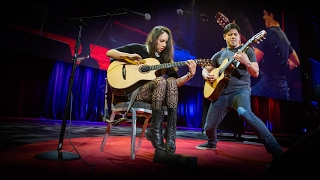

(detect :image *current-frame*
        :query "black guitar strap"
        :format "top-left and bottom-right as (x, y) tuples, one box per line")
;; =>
(109, 87), (141, 125)
(124, 87), (141, 116)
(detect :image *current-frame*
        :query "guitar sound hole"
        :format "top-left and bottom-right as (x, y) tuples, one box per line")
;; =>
(139, 65), (150, 73)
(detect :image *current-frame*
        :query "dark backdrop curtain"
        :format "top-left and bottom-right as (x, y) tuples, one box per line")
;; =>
(41, 61), (106, 121)
(177, 85), (204, 128)
(0, 50), (205, 126)
(1, 49), (311, 135)
(0, 50), (54, 117)
(0, 49), (106, 122)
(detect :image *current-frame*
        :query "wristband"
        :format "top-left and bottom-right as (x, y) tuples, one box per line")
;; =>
(246, 62), (252, 68)
(187, 72), (193, 78)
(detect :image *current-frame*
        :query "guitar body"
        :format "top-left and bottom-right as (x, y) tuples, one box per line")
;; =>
(107, 58), (161, 94)
(204, 59), (234, 101)
(107, 57), (211, 95)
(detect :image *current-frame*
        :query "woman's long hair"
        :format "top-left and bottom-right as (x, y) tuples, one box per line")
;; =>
(145, 26), (174, 63)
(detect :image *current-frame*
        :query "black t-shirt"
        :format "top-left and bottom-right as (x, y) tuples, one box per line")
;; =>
(257, 26), (293, 76)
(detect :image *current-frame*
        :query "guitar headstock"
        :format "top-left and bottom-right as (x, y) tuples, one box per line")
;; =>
(252, 30), (267, 44)
(195, 59), (213, 67)
(215, 12), (229, 28)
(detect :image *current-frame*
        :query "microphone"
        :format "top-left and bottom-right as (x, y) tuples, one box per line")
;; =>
(177, 9), (209, 17)
(123, 9), (151, 20)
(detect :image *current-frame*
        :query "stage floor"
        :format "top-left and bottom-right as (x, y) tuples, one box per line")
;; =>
(0, 117), (311, 179)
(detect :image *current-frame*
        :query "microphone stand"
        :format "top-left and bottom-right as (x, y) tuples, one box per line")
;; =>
(34, 11), (133, 161)
(35, 19), (85, 161)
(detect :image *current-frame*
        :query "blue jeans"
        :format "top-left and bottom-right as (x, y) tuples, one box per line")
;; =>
(204, 88), (284, 158)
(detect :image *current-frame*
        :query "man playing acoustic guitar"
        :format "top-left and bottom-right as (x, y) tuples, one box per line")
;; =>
(196, 23), (284, 167)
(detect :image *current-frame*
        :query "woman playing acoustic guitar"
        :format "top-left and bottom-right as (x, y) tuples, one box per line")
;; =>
(106, 25), (197, 153)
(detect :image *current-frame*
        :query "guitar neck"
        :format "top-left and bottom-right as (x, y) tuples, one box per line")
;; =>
(240, 39), (252, 52)
(149, 59), (204, 71)
(219, 41), (252, 74)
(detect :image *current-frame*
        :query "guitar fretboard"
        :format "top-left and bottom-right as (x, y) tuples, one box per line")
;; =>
(150, 61), (186, 70)
(140, 59), (211, 73)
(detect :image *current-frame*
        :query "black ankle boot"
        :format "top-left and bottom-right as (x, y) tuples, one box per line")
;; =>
(164, 108), (177, 153)
(145, 109), (165, 151)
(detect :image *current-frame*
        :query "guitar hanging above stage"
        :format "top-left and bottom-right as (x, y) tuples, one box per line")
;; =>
(203, 30), (267, 101)
(107, 58), (212, 95)
(215, 12), (230, 28)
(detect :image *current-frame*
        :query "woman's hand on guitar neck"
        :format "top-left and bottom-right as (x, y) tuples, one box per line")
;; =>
(186, 60), (197, 77)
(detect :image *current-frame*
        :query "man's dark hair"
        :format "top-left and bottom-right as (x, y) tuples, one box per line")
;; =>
(264, 6), (282, 22)
(223, 23), (240, 34)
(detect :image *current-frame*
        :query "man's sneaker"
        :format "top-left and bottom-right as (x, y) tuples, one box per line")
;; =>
(265, 161), (272, 168)
(195, 142), (216, 150)
(265, 156), (281, 168)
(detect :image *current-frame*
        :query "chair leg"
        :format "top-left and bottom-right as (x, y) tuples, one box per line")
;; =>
(100, 107), (153, 159)
(100, 111), (117, 151)
(100, 123), (111, 151)
(136, 115), (151, 150)
(130, 107), (137, 159)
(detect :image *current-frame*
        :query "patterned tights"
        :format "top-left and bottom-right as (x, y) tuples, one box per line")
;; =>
(136, 76), (178, 110)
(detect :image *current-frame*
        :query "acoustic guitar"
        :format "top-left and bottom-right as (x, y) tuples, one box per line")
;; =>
(107, 58), (211, 95)
(203, 30), (267, 101)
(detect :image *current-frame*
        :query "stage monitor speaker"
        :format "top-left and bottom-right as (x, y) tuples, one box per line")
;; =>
(153, 149), (197, 169)
(263, 126), (320, 179)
